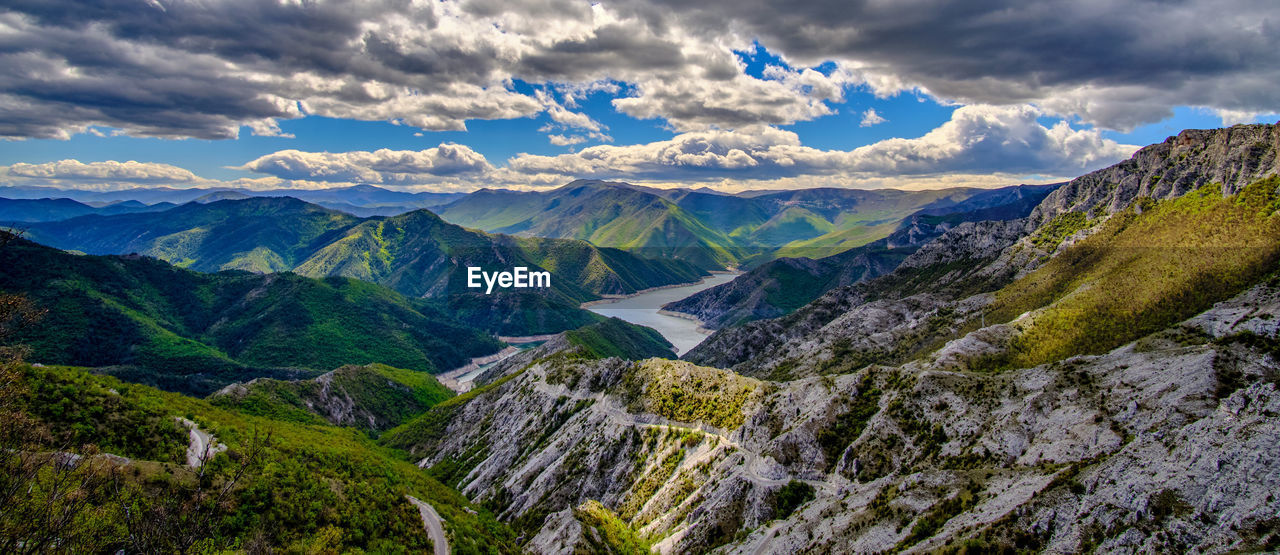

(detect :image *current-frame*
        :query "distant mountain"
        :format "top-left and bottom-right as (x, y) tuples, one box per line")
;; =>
(663, 184), (1059, 328)
(0, 197), (176, 223)
(0, 234), (502, 395)
(435, 180), (1007, 270)
(25, 197), (705, 335)
(27, 196), (364, 273)
(0, 184), (464, 213)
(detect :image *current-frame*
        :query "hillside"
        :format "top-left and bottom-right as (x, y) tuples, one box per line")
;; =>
(210, 363), (455, 432)
(665, 184), (1058, 329)
(26, 196), (362, 273)
(25, 197), (705, 335)
(1, 361), (517, 552)
(0, 235), (501, 395)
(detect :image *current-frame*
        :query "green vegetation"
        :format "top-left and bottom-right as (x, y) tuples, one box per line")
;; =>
(772, 480), (815, 520)
(210, 363), (455, 432)
(0, 236), (501, 395)
(620, 449), (685, 520)
(5, 363), (517, 553)
(378, 365), (531, 456)
(984, 176), (1280, 370)
(815, 374), (882, 471)
(1030, 211), (1094, 250)
(574, 500), (653, 554)
(895, 480), (982, 551)
(565, 317), (676, 360)
(621, 359), (760, 430)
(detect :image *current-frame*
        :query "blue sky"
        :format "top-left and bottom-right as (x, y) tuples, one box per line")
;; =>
(0, 1), (1275, 193)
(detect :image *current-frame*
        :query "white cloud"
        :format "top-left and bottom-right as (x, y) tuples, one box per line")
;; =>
(509, 104), (1137, 182)
(237, 144), (494, 184)
(859, 108), (886, 127)
(6, 160), (199, 182)
(548, 134), (586, 146)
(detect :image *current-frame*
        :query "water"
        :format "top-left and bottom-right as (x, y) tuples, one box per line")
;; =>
(586, 273), (739, 355)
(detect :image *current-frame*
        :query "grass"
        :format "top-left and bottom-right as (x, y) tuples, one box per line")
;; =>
(12, 363), (518, 553)
(621, 359), (760, 430)
(983, 176), (1280, 370)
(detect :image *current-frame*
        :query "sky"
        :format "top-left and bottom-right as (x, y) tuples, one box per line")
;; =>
(0, 0), (1276, 194)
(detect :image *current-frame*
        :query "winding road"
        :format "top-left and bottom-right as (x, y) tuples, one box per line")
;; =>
(406, 495), (450, 555)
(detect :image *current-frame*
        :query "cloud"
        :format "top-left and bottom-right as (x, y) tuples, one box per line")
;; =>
(548, 134), (586, 146)
(238, 144), (494, 184)
(6, 160), (199, 182)
(509, 105), (1137, 181)
(859, 108), (886, 127)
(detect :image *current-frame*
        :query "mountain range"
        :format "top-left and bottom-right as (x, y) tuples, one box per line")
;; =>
(20, 197), (704, 335)
(662, 183), (1059, 328)
(432, 180), (1011, 270)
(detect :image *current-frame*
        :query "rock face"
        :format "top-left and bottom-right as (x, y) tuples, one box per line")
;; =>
(1028, 123), (1280, 226)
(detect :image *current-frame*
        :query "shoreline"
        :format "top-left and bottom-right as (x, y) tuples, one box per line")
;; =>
(438, 346), (521, 379)
(497, 334), (560, 344)
(579, 270), (741, 308)
(655, 309), (715, 335)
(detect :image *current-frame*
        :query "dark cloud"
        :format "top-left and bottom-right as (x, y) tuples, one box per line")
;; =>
(0, 0), (1274, 139)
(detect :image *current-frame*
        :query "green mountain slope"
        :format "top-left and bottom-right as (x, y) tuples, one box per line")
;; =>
(564, 317), (676, 360)
(27, 197), (361, 272)
(984, 176), (1280, 369)
(0, 235), (501, 394)
(25, 197), (706, 335)
(436, 180), (1009, 271)
(6, 362), (517, 552)
(209, 363), (455, 432)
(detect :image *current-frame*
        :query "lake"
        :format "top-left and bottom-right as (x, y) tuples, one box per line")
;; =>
(585, 272), (739, 355)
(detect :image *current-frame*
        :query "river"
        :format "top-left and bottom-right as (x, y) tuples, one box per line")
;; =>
(585, 272), (739, 355)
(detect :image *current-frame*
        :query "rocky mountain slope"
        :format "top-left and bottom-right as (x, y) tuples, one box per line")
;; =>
(379, 124), (1280, 554)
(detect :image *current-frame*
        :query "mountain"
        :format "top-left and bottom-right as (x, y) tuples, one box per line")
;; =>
(367, 124), (1280, 554)
(0, 197), (176, 223)
(0, 234), (502, 395)
(27, 196), (364, 273)
(664, 183), (1059, 329)
(435, 180), (1003, 270)
(209, 363), (455, 432)
(0, 184), (464, 212)
(24, 197), (705, 335)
